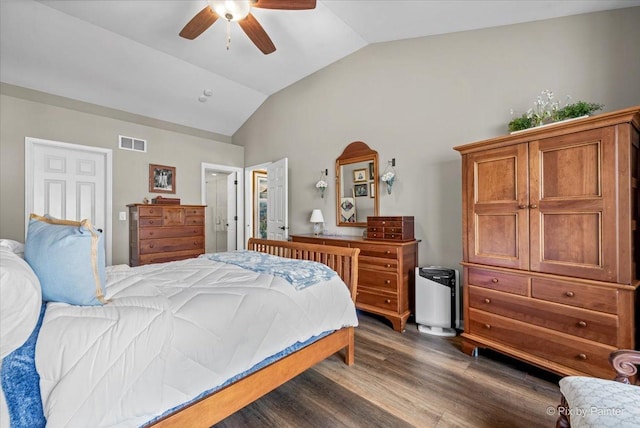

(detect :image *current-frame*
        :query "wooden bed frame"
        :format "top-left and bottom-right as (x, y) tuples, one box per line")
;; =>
(148, 238), (360, 427)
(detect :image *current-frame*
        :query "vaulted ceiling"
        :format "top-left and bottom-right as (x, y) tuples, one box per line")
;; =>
(2, 0), (637, 137)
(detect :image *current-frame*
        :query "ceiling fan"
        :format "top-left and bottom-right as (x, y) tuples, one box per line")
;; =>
(179, 0), (317, 55)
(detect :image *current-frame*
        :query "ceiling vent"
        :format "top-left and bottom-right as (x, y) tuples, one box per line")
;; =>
(119, 135), (147, 152)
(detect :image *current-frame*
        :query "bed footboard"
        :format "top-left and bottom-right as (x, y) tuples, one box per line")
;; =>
(247, 238), (360, 301)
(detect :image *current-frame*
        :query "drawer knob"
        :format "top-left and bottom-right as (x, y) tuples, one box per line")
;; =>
(149, 220), (154, 224)
(577, 353), (587, 360)
(491, 278), (499, 283)
(484, 298), (491, 304)
(385, 299), (391, 304)
(385, 250), (391, 254)
(565, 291), (575, 297)
(529, 204), (538, 209)
(577, 321), (587, 328)
(484, 324), (491, 329)
(386, 264), (391, 268)
(385, 280), (391, 284)
(149, 244), (154, 248)
(518, 204), (527, 209)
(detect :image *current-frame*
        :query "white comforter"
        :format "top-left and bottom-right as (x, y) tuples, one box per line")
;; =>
(35, 257), (358, 427)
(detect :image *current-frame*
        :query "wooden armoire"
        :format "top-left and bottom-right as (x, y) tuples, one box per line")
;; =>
(454, 106), (639, 379)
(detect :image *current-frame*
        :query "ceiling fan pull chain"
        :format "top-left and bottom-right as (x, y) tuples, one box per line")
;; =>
(226, 19), (231, 50)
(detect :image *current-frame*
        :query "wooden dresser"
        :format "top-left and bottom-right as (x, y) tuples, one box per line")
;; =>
(290, 234), (418, 332)
(454, 106), (640, 378)
(128, 203), (205, 266)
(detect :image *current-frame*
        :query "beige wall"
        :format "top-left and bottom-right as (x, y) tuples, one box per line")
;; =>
(233, 7), (640, 268)
(0, 88), (243, 265)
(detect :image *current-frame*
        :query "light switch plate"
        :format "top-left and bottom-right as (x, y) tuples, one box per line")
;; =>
(119, 211), (127, 221)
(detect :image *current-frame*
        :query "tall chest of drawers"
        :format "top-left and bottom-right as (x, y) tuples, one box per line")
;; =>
(290, 234), (418, 332)
(454, 107), (639, 378)
(128, 204), (205, 266)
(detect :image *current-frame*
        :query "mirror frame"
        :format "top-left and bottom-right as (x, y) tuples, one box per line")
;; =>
(335, 141), (379, 227)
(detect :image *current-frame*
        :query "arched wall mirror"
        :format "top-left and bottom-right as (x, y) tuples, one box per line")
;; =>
(336, 141), (379, 227)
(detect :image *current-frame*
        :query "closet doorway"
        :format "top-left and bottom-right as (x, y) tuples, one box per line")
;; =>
(201, 163), (244, 251)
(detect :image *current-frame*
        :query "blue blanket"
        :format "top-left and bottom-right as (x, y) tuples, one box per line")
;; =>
(1, 304), (46, 427)
(201, 250), (336, 289)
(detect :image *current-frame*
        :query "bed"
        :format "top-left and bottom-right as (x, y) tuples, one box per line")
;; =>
(0, 237), (360, 427)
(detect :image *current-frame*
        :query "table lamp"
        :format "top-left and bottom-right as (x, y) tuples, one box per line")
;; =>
(310, 209), (324, 236)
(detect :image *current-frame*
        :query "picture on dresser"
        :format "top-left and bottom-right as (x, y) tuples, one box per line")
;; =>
(354, 183), (368, 197)
(353, 169), (367, 182)
(149, 164), (176, 194)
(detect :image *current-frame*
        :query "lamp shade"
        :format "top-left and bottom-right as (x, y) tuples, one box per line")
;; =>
(309, 209), (324, 223)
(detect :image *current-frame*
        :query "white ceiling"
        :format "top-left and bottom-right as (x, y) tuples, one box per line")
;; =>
(2, 0), (638, 137)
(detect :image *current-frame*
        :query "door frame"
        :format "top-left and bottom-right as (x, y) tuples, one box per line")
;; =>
(245, 162), (271, 242)
(25, 137), (113, 264)
(201, 163), (244, 250)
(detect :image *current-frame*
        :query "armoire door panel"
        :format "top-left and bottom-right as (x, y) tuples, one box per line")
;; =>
(529, 127), (617, 282)
(467, 144), (529, 269)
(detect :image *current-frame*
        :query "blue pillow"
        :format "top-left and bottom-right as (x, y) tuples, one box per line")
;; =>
(24, 214), (107, 306)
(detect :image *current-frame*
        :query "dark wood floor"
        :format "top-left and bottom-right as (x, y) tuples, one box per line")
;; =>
(216, 311), (562, 428)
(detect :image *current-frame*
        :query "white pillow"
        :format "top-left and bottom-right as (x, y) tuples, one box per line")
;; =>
(0, 247), (42, 358)
(0, 239), (25, 258)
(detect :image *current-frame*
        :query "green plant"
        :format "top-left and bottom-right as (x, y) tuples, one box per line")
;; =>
(508, 114), (535, 132)
(555, 101), (604, 121)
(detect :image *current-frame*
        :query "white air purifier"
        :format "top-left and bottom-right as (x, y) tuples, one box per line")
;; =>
(415, 267), (460, 337)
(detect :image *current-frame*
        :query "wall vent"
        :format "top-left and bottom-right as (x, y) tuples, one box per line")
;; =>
(119, 135), (147, 152)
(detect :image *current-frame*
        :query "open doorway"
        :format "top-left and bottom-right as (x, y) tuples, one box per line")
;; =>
(201, 163), (244, 251)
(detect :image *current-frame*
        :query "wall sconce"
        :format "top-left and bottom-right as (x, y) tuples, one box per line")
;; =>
(381, 158), (396, 195)
(315, 169), (328, 198)
(310, 209), (325, 236)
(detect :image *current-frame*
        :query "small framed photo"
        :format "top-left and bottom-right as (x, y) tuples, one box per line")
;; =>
(368, 162), (374, 180)
(353, 169), (367, 182)
(149, 164), (176, 194)
(354, 183), (368, 197)
(369, 182), (375, 198)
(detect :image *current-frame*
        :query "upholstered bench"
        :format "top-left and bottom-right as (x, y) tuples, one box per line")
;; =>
(556, 350), (640, 428)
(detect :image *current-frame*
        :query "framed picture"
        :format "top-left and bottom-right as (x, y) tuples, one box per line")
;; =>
(354, 183), (368, 197)
(252, 170), (268, 239)
(368, 162), (374, 180)
(353, 169), (367, 182)
(149, 164), (176, 194)
(369, 182), (375, 198)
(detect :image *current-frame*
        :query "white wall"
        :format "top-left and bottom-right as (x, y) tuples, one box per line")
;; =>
(233, 7), (640, 269)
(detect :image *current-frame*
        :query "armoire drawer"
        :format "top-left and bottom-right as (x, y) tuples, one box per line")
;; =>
(468, 308), (616, 378)
(531, 278), (618, 314)
(468, 286), (619, 346)
(359, 268), (398, 292)
(468, 267), (529, 296)
(139, 236), (204, 254)
(356, 289), (398, 312)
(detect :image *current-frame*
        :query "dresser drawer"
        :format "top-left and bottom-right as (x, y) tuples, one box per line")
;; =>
(359, 255), (398, 271)
(140, 217), (162, 227)
(162, 207), (186, 226)
(184, 207), (205, 216)
(138, 206), (163, 217)
(356, 289), (398, 312)
(139, 249), (204, 265)
(140, 226), (203, 240)
(468, 286), (619, 346)
(356, 242), (398, 259)
(531, 278), (618, 314)
(359, 268), (398, 292)
(185, 216), (204, 226)
(468, 309), (615, 378)
(139, 236), (204, 254)
(468, 267), (529, 296)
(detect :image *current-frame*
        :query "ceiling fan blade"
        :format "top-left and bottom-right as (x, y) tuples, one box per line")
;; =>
(239, 13), (276, 55)
(252, 0), (316, 10)
(179, 6), (219, 40)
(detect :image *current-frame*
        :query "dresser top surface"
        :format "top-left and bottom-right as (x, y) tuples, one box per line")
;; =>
(291, 234), (419, 246)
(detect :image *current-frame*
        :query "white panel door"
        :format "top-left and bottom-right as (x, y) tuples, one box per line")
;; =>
(226, 171), (237, 250)
(25, 137), (112, 264)
(266, 158), (288, 241)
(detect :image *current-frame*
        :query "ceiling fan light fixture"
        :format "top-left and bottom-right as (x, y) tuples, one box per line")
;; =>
(208, 0), (251, 21)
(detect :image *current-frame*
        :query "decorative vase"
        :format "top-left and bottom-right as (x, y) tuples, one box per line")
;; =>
(385, 178), (395, 195)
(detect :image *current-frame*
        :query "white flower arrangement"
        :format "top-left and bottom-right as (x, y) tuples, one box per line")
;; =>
(381, 172), (395, 183)
(315, 180), (327, 189)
